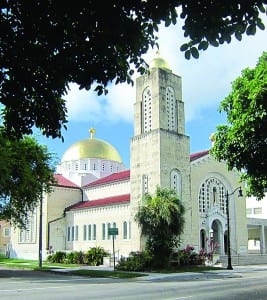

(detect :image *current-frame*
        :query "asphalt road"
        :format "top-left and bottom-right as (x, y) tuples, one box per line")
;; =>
(1, 266), (267, 300)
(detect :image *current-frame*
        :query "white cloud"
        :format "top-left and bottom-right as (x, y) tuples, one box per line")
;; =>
(64, 82), (135, 123)
(64, 19), (266, 124)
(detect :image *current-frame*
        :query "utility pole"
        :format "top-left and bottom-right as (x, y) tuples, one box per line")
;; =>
(39, 190), (43, 268)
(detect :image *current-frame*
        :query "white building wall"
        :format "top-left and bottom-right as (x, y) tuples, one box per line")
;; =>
(65, 203), (135, 257)
(246, 194), (267, 219)
(84, 180), (130, 201)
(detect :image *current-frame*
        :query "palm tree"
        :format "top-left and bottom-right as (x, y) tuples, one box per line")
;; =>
(135, 186), (185, 267)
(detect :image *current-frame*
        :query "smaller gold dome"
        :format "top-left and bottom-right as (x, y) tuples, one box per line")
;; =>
(62, 130), (122, 162)
(149, 55), (171, 72)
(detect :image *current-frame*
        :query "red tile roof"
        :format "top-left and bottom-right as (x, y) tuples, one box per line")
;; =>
(84, 170), (130, 188)
(67, 194), (130, 211)
(190, 150), (209, 162)
(53, 174), (79, 188)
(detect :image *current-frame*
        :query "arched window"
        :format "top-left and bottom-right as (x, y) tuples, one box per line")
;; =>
(92, 224), (96, 240)
(102, 223), (106, 240)
(75, 225), (79, 241)
(198, 177), (226, 213)
(83, 225), (87, 240)
(88, 224), (92, 240)
(123, 221), (127, 239)
(142, 87), (152, 133)
(166, 86), (177, 132)
(170, 169), (181, 197)
(19, 211), (37, 243)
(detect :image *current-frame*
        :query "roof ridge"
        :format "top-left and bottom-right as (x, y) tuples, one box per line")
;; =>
(66, 193), (130, 211)
(83, 169), (130, 188)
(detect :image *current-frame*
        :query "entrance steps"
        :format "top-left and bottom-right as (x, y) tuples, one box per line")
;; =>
(218, 254), (267, 267)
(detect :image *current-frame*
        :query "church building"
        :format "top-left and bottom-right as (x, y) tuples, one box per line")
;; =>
(9, 56), (250, 261)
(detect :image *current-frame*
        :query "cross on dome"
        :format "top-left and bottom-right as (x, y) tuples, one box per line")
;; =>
(89, 128), (96, 139)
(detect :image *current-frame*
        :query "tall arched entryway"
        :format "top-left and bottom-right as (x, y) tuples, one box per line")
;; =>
(211, 219), (223, 254)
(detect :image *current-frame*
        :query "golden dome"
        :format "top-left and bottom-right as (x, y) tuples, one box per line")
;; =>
(61, 129), (122, 162)
(149, 54), (171, 72)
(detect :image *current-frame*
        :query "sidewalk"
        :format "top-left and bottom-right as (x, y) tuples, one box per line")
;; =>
(2, 264), (267, 281)
(49, 264), (267, 281)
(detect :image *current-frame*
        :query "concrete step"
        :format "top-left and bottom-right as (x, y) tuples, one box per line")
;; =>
(219, 254), (267, 267)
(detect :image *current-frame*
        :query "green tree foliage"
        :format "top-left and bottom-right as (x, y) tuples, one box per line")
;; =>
(179, 1), (267, 59)
(0, 133), (56, 227)
(211, 51), (267, 199)
(0, 1), (266, 139)
(135, 187), (185, 267)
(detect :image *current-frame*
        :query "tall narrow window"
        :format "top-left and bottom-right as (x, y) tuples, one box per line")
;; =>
(123, 221), (128, 239)
(88, 224), (92, 240)
(75, 225), (79, 241)
(107, 223), (111, 240)
(142, 174), (148, 195)
(102, 223), (106, 240)
(71, 226), (75, 241)
(83, 225), (87, 241)
(93, 224), (96, 240)
(170, 169), (182, 198)
(166, 86), (177, 132)
(67, 227), (71, 241)
(142, 87), (152, 133)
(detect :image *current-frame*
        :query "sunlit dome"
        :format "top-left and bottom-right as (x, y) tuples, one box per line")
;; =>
(149, 51), (172, 72)
(61, 128), (123, 163)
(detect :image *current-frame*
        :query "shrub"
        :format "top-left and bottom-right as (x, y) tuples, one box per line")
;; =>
(178, 245), (205, 266)
(65, 251), (85, 264)
(47, 251), (66, 263)
(84, 247), (109, 266)
(116, 251), (152, 272)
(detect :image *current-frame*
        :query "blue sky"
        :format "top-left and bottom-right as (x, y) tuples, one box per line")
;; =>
(36, 19), (266, 169)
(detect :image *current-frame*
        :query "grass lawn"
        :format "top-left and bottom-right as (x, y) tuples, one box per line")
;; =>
(0, 257), (223, 278)
(0, 257), (79, 269)
(0, 257), (146, 278)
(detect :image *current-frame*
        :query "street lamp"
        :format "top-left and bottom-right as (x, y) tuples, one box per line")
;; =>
(225, 186), (243, 270)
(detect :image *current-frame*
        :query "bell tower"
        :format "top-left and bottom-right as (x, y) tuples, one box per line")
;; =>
(130, 55), (192, 249)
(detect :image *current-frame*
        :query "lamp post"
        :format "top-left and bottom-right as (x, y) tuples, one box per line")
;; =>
(225, 186), (243, 270)
(39, 189), (43, 269)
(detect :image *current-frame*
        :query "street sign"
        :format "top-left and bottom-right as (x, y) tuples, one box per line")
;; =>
(108, 228), (119, 272)
(108, 228), (118, 236)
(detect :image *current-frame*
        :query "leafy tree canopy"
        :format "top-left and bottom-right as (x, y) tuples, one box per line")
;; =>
(0, 133), (56, 227)
(135, 187), (185, 267)
(0, 1), (266, 139)
(211, 51), (267, 200)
